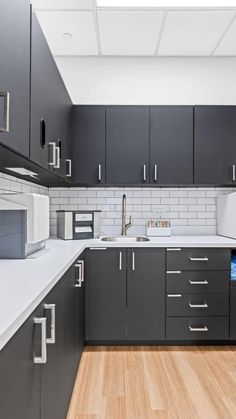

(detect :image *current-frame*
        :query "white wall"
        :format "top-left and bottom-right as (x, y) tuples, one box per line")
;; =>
(55, 56), (236, 105)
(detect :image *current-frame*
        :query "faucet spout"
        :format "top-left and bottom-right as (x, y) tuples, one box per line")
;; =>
(121, 194), (132, 235)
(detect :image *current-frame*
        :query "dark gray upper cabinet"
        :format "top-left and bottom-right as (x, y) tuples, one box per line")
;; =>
(106, 106), (150, 185)
(73, 106), (106, 184)
(150, 106), (193, 185)
(127, 248), (165, 340)
(86, 248), (126, 341)
(0, 0), (30, 157)
(30, 11), (72, 177)
(194, 106), (236, 185)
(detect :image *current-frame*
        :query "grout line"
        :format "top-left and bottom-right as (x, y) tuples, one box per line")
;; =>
(154, 10), (168, 56)
(211, 11), (236, 56)
(92, 0), (102, 56)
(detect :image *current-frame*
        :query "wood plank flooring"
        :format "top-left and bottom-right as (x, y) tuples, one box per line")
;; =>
(67, 346), (236, 419)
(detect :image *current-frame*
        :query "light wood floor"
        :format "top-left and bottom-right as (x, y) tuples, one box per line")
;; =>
(67, 346), (236, 419)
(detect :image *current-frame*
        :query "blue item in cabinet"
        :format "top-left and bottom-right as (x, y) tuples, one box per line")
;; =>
(231, 256), (236, 280)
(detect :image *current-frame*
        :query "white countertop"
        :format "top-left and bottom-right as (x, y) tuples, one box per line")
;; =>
(1, 234), (236, 351)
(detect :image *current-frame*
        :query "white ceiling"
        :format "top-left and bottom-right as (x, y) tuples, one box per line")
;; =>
(32, 0), (236, 56)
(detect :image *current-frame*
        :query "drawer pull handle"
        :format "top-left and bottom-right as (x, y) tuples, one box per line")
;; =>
(119, 251), (122, 271)
(167, 294), (182, 297)
(34, 317), (47, 364)
(189, 257), (209, 262)
(189, 280), (208, 285)
(167, 271), (182, 274)
(189, 303), (208, 308)
(189, 326), (208, 332)
(167, 248), (181, 251)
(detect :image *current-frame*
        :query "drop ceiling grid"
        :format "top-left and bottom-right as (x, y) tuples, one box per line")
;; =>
(34, 2), (236, 57)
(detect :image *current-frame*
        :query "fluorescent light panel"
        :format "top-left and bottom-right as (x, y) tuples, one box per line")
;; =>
(97, 0), (236, 7)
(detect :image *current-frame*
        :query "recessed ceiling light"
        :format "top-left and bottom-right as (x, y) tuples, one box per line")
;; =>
(97, 0), (236, 7)
(63, 32), (72, 41)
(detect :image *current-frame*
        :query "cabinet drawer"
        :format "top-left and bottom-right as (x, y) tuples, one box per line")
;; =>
(166, 293), (229, 317)
(166, 248), (230, 271)
(166, 317), (229, 340)
(166, 271), (229, 294)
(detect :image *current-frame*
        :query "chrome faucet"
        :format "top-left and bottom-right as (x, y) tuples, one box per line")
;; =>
(121, 194), (132, 235)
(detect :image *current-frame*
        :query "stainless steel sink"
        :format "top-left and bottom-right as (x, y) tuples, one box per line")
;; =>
(101, 236), (150, 243)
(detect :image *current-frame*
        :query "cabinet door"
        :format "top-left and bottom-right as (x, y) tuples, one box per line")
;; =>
(150, 106), (193, 184)
(230, 286), (236, 340)
(86, 248), (126, 341)
(106, 106), (149, 185)
(73, 106), (106, 184)
(0, 0), (30, 156)
(0, 306), (42, 419)
(127, 248), (165, 340)
(194, 106), (236, 185)
(41, 277), (68, 419)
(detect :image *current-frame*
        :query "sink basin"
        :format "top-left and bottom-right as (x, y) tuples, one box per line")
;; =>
(101, 236), (150, 243)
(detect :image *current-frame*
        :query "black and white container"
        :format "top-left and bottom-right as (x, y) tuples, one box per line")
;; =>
(57, 210), (101, 240)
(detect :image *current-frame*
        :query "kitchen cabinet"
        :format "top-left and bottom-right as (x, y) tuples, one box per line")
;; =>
(30, 10), (72, 177)
(86, 248), (127, 340)
(127, 248), (165, 340)
(73, 106), (106, 184)
(86, 247), (165, 342)
(41, 276), (68, 419)
(0, 0), (30, 157)
(0, 257), (85, 419)
(194, 106), (236, 185)
(230, 285), (236, 340)
(150, 106), (193, 184)
(166, 247), (230, 341)
(0, 305), (42, 419)
(106, 106), (150, 185)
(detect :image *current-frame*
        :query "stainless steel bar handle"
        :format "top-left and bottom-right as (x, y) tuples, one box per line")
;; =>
(44, 304), (56, 344)
(132, 251), (135, 271)
(167, 248), (182, 252)
(189, 257), (208, 262)
(154, 165), (158, 182)
(48, 142), (56, 166)
(75, 260), (84, 282)
(189, 303), (208, 308)
(143, 164), (146, 182)
(34, 317), (47, 364)
(75, 280), (82, 288)
(66, 159), (72, 177)
(189, 280), (208, 285)
(189, 326), (208, 332)
(0, 91), (10, 132)
(167, 294), (182, 297)
(233, 165), (236, 182)
(119, 252), (122, 271)
(166, 271), (182, 274)
(54, 146), (60, 169)
(98, 164), (102, 182)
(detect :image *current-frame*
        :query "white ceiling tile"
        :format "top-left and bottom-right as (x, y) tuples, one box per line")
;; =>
(36, 11), (98, 56)
(97, 11), (164, 55)
(214, 17), (236, 55)
(159, 11), (235, 56)
(31, 0), (93, 10)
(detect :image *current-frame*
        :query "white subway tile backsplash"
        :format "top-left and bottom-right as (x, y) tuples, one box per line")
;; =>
(46, 185), (235, 236)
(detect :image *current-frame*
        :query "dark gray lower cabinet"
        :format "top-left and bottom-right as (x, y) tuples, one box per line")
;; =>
(86, 248), (165, 342)
(127, 248), (165, 340)
(86, 248), (127, 340)
(0, 258), (85, 419)
(0, 305), (42, 419)
(230, 285), (236, 340)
